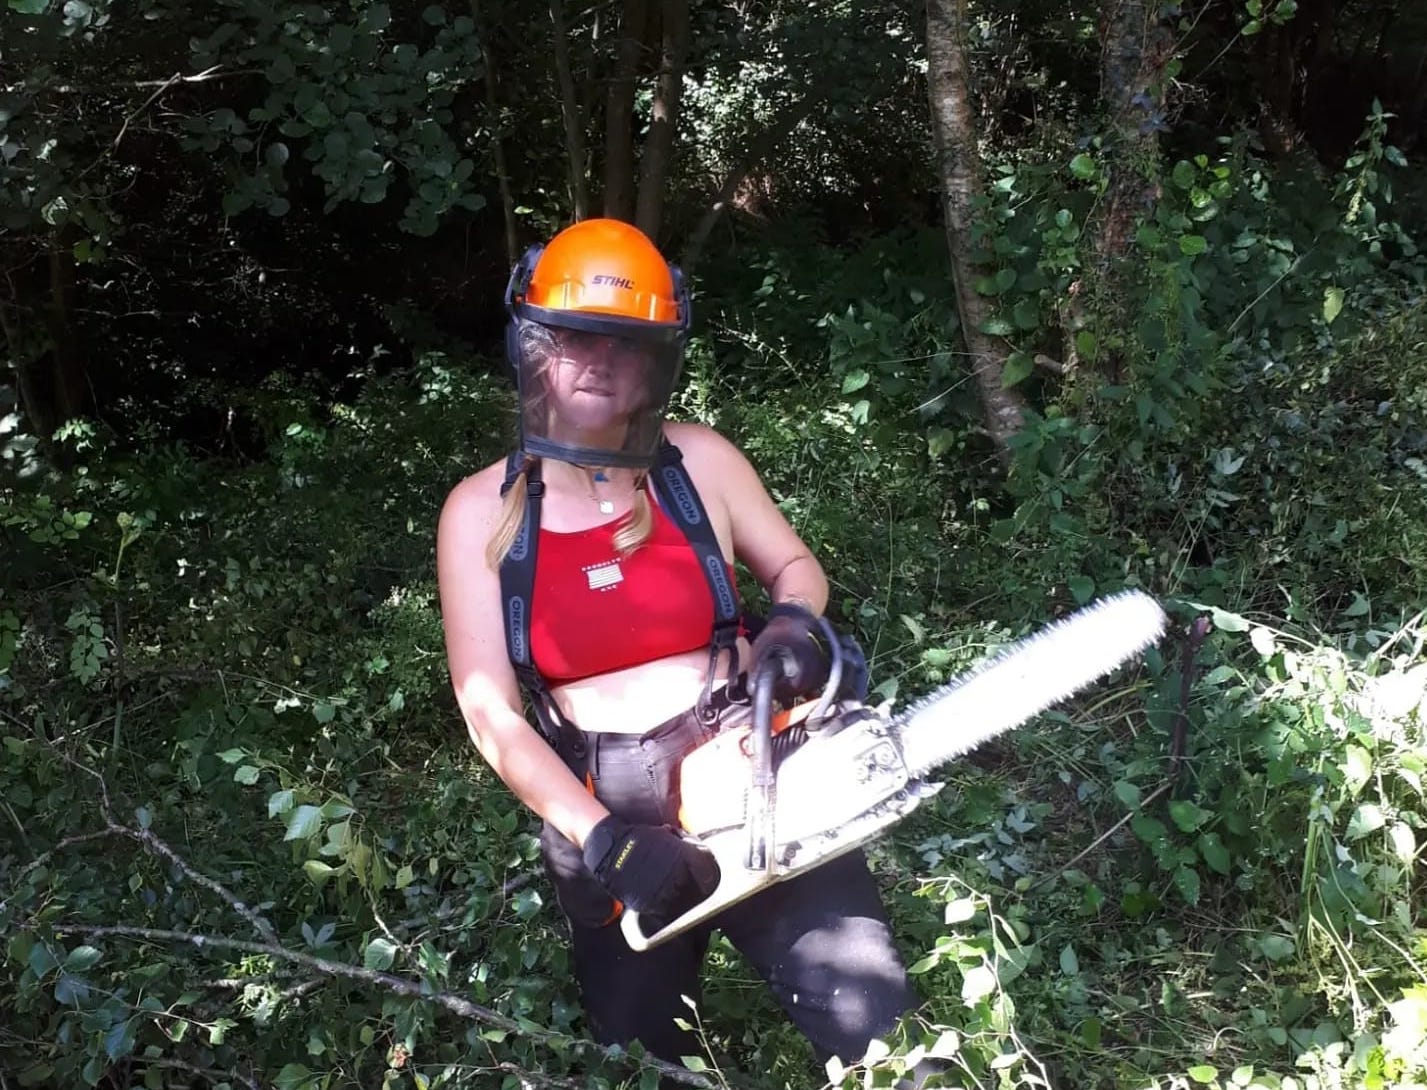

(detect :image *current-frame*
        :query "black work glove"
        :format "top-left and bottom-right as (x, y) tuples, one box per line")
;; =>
(749, 602), (829, 702)
(581, 815), (720, 922)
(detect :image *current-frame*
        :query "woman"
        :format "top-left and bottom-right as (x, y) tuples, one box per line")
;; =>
(436, 218), (922, 1078)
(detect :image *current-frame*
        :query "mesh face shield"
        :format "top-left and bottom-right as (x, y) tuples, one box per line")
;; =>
(509, 308), (686, 469)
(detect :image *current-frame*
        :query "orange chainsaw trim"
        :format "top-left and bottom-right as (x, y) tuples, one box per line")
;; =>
(676, 696), (819, 835)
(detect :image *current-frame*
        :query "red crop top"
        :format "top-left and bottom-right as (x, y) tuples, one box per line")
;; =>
(529, 496), (739, 684)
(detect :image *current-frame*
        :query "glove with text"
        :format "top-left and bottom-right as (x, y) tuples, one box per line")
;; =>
(582, 815), (720, 922)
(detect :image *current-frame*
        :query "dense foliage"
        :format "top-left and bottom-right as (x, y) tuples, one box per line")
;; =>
(3, 1), (1426, 1088)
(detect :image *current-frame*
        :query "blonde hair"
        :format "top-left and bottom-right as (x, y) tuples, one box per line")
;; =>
(485, 456), (655, 570)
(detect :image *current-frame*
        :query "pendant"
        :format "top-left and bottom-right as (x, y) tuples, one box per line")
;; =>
(599, 500), (615, 515)
(593, 470), (609, 482)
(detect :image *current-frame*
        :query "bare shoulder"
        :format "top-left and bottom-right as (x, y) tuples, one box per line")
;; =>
(662, 421), (761, 478)
(437, 458), (510, 562)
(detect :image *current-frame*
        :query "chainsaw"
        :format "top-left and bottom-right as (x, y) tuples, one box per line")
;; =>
(620, 589), (1168, 952)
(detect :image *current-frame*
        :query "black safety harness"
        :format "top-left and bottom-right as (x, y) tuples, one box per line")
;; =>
(498, 438), (744, 749)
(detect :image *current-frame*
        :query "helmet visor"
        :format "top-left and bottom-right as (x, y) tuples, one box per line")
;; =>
(512, 314), (684, 469)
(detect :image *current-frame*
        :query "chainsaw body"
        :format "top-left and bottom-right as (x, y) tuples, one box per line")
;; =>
(620, 590), (1168, 952)
(622, 701), (942, 952)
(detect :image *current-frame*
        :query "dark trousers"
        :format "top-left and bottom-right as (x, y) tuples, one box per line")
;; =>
(539, 701), (922, 1070)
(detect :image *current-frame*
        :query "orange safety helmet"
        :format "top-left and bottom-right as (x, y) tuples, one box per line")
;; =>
(509, 218), (688, 325)
(504, 219), (691, 469)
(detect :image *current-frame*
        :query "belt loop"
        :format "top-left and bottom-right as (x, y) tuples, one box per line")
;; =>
(589, 731), (602, 781)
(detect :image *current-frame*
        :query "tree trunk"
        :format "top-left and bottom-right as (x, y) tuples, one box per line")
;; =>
(634, 0), (689, 241)
(925, 0), (1026, 464)
(550, 0), (591, 220)
(44, 236), (88, 433)
(1094, 0), (1173, 272)
(602, 0), (646, 223)
(471, 0), (519, 265)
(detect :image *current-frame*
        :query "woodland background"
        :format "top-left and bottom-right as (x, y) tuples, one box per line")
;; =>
(2, 1), (1426, 1088)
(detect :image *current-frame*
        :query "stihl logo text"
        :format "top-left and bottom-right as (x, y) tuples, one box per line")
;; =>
(592, 275), (635, 289)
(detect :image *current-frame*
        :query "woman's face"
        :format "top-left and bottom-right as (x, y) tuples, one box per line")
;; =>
(543, 330), (650, 432)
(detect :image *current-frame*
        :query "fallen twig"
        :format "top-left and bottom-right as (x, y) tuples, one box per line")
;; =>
(1026, 780), (1174, 893)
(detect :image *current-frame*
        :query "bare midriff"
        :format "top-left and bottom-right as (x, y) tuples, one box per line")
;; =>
(548, 636), (751, 734)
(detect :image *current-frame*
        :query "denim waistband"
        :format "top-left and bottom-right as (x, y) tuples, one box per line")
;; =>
(553, 685), (747, 776)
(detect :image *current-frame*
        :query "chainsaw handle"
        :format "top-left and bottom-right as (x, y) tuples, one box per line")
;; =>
(746, 664), (778, 872)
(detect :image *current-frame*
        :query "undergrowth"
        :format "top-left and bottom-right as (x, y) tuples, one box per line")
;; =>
(3, 131), (1426, 1089)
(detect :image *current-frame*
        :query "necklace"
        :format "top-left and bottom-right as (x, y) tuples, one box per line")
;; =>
(586, 467), (620, 514)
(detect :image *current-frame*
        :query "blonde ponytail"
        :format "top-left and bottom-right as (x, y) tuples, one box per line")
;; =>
(485, 459), (535, 570)
(612, 477), (654, 556)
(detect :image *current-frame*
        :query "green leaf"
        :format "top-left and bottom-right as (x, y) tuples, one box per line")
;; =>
(1012, 298), (1039, 331)
(841, 369), (870, 394)
(1345, 803), (1386, 841)
(680, 1057), (708, 1073)
(1188, 1065), (1218, 1084)
(1198, 832), (1231, 875)
(284, 805), (323, 841)
(268, 789), (296, 817)
(28, 944), (59, 980)
(104, 1019), (136, 1060)
(217, 748), (245, 764)
(1243, 17), (1262, 34)
(1114, 780), (1142, 809)
(421, 4), (446, 24)
(234, 765), (260, 786)
(8, 0), (49, 14)
(1341, 745), (1373, 795)
(1068, 575), (1095, 605)
(1389, 822), (1415, 865)
(1171, 160), (1196, 189)
(1059, 944), (1080, 975)
(312, 702), (336, 724)
(1002, 351), (1034, 388)
(1174, 865), (1201, 905)
(1204, 605), (1249, 632)
(64, 945), (102, 972)
(1069, 153), (1097, 180)
(264, 141), (289, 168)
(364, 937), (398, 971)
(1075, 329), (1098, 362)
(994, 267), (1017, 292)
(944, 897), (977, 924)
(961, 964), (996, 1004)
(1178, 235), (1208, 256)
(1169, 800), (1210, 832)
(1342, 592), (1371, 617)
(1323, 286), (1345, 324)
(1258, 934), (1295, 962)
(275, 1064), (312, 1090)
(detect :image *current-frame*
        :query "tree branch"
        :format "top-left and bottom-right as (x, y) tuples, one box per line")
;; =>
(119, 824), (278, 943)
(138, 1058), (260, 1090)
(59, 924), (720, 1088)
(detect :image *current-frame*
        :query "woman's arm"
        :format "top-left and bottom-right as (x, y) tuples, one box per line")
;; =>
(665, 422), (829, 615)
(435, 471), (610, 849)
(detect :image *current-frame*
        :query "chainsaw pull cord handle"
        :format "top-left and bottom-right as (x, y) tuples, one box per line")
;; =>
(746, 662), (778, 873)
